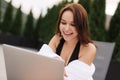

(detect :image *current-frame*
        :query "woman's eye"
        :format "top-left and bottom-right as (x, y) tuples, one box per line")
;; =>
(71, 23), (75, 26)
(61, 22), (66, 25)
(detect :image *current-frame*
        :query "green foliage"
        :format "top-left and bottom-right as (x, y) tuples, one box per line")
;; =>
(78, 0), (91, 14)
(10, 7), (22, 36)
(107, 2), (120, 62)
(0, 0), (1, 22)
(34, 14), (43, 39)
(1, 2), (13, 33)
(114, 33), (120, 61)
(0, 8), (1, 31)
(23, 11), (34, 38)
(107, 2), (120, 42)
(0, 0), (1, 32)
(89, 0), (106, 41)
(37, 1), (68, 42)
(0, 22), (1, 32)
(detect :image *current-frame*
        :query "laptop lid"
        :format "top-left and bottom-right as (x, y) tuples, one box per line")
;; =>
(2, 44), (64, 80)
(0, 45), (7, 80)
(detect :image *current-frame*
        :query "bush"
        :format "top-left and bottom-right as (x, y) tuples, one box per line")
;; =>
(23, 11), (35, 38)
(1, 2), (13, 33)
(89, 0), (106, 41)
(107, 2), (120, 62)
(10, 7), (23, 36)
(37, 1), (68, 42)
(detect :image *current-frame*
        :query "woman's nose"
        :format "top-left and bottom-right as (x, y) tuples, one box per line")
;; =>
(64, 24), (70, 31)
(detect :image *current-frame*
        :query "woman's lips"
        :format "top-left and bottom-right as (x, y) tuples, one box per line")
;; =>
(63, 31), (73, 37)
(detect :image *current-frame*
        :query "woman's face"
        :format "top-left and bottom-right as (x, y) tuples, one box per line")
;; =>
(59, 10), (78, 41)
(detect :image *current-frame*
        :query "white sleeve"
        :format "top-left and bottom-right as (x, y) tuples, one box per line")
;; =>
(37, 44), (63, 61)
(65, 60), (95, 80)
(38, 44), (95, 80)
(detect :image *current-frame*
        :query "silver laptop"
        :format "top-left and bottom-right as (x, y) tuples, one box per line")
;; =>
(2, 44), (64, 80)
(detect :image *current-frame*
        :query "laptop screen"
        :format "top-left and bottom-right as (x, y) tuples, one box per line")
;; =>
(3, 44), (64, 80)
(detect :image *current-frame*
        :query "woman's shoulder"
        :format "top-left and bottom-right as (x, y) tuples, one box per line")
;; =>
(81, 43), (96, 52)
(82, 43), (96, 57)
(87, 43), (96, 50)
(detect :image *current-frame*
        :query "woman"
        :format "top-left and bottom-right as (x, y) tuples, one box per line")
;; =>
(49, 3), (96, 67)
(48, 3), (96, 80)
(38, 3), (96, 80)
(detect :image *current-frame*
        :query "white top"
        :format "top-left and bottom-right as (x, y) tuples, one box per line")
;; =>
(38, 44), (95, 80)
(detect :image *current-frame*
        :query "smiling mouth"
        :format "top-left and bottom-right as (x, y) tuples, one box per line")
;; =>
(63, 31), (73, 36)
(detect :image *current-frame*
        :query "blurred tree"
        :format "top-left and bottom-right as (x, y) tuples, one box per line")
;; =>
(0, 0), (1, 22)
(1, 2), (13, 33)
(89, 0), (106, 41)
(78, 0), (91, 14)
(107, 2), (120, 62)
(34, 13), (43, 40)
(0, 22), (1, 31)
(107, 2), (120, 42)
(23, 10), (34, 38)
(38, 0), (68, 42)
(114, 33), (120, 62)
(0, 22), (1, 32)
(10, 6), (22, 36)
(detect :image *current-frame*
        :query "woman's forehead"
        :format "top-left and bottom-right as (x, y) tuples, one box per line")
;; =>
(61, 11), (74, 23)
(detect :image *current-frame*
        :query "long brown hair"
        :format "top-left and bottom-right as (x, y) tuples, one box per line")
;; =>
(56, 3), (93, 45)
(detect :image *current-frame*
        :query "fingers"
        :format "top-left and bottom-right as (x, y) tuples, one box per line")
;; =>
(64, 71), (68, 77)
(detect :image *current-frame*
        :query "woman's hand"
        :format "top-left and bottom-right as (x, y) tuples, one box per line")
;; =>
(64, 70), (68, 77)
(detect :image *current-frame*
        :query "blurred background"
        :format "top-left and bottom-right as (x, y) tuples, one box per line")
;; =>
(0, 0), (120, 80)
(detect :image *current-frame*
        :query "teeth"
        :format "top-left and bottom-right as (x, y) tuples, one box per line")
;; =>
(65, 33), (72, 35)
(64, 32), (71, 35)
(63, 31), (72, 36)
(65, 33), (70, 35)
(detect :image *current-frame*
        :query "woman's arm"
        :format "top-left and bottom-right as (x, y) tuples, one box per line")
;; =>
(78, 43), (96, 65)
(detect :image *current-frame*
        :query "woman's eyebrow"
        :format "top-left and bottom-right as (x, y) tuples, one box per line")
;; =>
(61, 19), (65, 21)
(61, 18), (74, 23)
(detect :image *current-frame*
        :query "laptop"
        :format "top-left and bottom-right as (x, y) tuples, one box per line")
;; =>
(2, 44), (64, 80)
